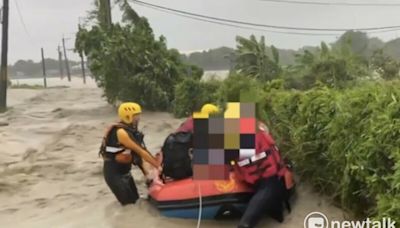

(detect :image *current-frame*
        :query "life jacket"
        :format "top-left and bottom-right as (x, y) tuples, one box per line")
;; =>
(234, 147), (281, 185)
(233, 122), (293, 188)
(99, 123), (144, 166)
(232, 122), (296, 212)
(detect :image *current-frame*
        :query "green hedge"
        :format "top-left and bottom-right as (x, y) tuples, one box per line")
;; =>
(263, 81), (400, 220)
(172, 74), (399, 221)
(172, 78), (221, 118)
(215, 77), (400, 219)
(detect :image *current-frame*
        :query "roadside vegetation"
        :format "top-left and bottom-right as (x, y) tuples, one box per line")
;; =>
(76, 0), (400, 221)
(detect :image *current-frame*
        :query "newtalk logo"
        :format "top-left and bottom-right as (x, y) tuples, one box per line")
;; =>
(304, 212), (396, 228)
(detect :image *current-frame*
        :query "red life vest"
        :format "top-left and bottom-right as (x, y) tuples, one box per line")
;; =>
(233, 122), (285, 185)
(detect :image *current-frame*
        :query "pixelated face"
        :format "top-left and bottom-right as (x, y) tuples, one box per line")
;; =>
(193, 102), (257, 180)
(132, 114), (141, 127)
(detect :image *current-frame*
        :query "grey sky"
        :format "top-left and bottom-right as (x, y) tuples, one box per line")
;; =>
(6, 0), (400, 63)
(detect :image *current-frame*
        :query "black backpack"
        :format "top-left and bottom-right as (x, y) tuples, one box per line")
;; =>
(161, 132), (193, 180)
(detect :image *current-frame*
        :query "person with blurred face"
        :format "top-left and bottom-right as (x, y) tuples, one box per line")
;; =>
(175, 103), (220, 133)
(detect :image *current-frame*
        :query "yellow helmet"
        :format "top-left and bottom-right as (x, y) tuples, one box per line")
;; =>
(201, 104), (219, 115)
(130, 102), (142, 113)
(118, 102), (142, 124)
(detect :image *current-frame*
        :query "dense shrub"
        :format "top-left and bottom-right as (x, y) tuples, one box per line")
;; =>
(263, 81), (400, 220)
(175, 74), (400, 220)
(172, 78), (221, 118)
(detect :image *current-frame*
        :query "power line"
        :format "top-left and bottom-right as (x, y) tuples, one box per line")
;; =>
(259, 0), (400, 7)
(132, 0), (400, 32)
(14, 0), (33, 43)
(134, 1), (400, 36)
(368, 27), (400, 34)
(135, 2), (342, 36)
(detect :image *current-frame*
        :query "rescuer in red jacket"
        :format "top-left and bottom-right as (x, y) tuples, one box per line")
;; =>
(233, 122), (295, 228)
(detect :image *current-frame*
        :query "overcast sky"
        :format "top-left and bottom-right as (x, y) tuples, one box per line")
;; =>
(6, 0), (400, 64)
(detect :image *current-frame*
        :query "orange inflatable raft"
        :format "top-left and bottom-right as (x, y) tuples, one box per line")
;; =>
(148, 172), (254, 219)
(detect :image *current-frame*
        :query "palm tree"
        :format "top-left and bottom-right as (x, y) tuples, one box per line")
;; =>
(234, 35), (281, 81)
(287, 42), (369, 89)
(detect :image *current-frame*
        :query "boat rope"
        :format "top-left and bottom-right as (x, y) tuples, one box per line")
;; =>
(196, 182), (202, 228)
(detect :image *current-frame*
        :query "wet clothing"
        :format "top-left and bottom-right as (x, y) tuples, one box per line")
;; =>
(115, 128), (158, 167)
(101, 125), (140, 164)
(234, 121), (293, 228)
(103, 160), (139, 205)
(238, 176), (286, 228)
(101, 123), (158, 205)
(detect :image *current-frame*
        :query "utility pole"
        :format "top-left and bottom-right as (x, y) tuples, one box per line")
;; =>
(62, 36), (71, 81)
(80, 54), (86, 84)
(57, 45), (64, 79)
(78, 19), (86, 84)
(105, 0), (112, 27)
(0, 0), (9, 112)
(41, 48), (47, 88)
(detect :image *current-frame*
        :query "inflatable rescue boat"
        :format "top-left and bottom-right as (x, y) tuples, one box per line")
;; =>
(148, 172), (254, 219)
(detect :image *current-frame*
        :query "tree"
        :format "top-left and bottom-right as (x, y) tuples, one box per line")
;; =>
(383, 38), (400, 60)
(234, 35), (281, 81)
(181, 47), (234, 71)
(86, 0), (110, 28)
(371, 49), (400, 80)
(173, 78), (220, 117)
(75, 0), (201, 110)
(333, 31), (384, 59)
(284, 42), (369, 89)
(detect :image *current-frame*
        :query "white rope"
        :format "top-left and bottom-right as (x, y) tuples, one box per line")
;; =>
(196, 182), (202, 228)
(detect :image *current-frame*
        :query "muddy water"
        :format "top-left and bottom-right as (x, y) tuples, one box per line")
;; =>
(0, 83), (345, 228)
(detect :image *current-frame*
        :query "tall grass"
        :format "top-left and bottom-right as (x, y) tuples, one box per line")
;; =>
(263, 81), (400, 220)
(174, 75), (400, 221)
